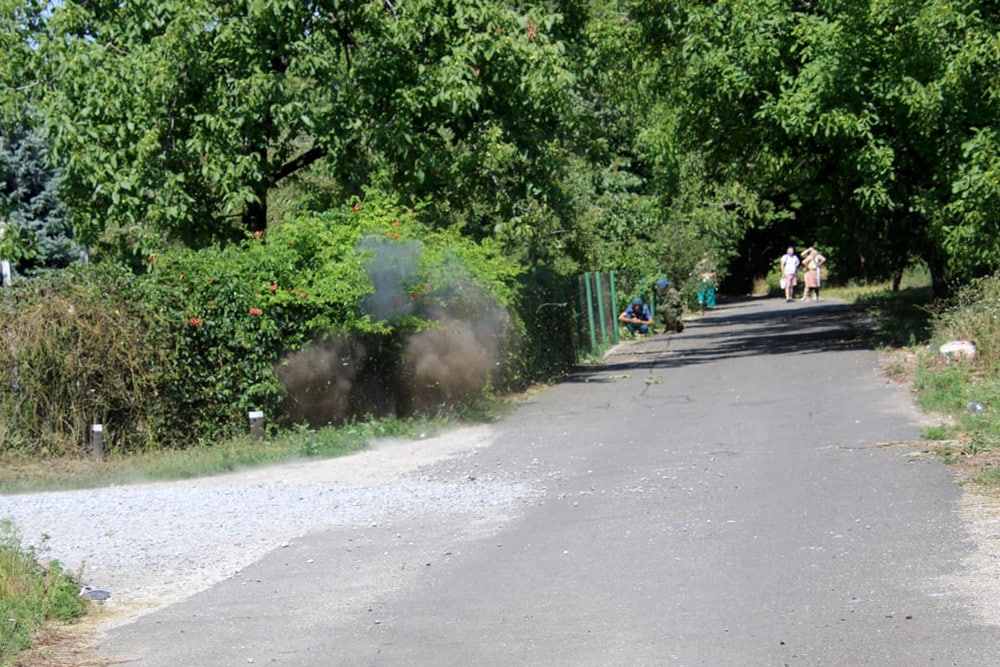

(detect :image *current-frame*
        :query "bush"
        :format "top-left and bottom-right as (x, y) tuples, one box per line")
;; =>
(929, 274), (1000, 371)
(0, 190), (528, 454)
(0, 265), (161, 456)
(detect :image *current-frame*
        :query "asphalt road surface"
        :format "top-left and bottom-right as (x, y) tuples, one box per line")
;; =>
(99, 297), (999, 666)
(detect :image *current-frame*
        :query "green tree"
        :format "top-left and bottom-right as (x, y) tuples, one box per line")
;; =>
(630, 0), (1000, 294)
(0, 124), (79, 273)
(29, 0), (578, 256)
(0, 0), (42, 124)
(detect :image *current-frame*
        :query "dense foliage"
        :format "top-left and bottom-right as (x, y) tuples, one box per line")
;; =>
(631, 0), (1000, 292)
(15, 0), (579, 253)
(0, 1), (996, 288)
(0, 193), (524, 454)
(1, 0), (1000, 452)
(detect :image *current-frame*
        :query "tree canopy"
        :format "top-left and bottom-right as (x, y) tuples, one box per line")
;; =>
(22, 0), (581, 255)
(1, 0), (998, 293)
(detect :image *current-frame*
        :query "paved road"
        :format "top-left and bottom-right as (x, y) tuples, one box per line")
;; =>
(101, 297), (999, 666)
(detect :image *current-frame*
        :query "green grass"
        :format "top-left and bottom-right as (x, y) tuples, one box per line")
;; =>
(0, 406), (512, 494)
(975, 466), (1000, 488)
(0, 522), (87, 666)
(842, 270), (1000, 492)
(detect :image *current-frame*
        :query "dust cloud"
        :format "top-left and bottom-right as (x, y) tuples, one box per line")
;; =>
(275, 336), (365, 426)
(403, 313), (502, 412)
(276, 237), (512, 426)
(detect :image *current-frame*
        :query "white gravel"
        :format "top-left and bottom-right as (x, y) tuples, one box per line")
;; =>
(0, 425), (535, 626)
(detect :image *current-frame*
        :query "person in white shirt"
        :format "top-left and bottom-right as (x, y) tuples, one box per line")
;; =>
(780, 246), (800, 302)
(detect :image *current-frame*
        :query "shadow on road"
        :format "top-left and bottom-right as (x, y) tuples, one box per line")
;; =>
(567, 296), (868, 382)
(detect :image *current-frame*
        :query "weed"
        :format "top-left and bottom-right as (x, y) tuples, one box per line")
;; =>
(936, 443), (960, 465)
(963, 430), (1000, 456)
(0, 522), (87, 664)
(921, 425), (953, 441)
(972, 465), (1000, 490)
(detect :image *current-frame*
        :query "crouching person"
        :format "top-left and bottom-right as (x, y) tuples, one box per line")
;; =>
(619, 297), (653, 337)
(655, 278), (684, 333)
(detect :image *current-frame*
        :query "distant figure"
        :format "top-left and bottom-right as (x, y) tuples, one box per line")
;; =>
(780, 246), (800, 302)
(800, 247), (827, 301)
(655, 278), (684, 333)
(694, 253), (717, 313)
(619, 297), (653, 337)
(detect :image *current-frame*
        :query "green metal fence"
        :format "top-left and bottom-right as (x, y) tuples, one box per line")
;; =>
(576, 270), (619, 357)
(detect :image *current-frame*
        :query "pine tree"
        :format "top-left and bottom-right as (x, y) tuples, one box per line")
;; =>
(0, 124), (79, 275)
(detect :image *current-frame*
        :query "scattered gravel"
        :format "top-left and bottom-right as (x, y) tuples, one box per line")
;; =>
(0, 426), (536, 625)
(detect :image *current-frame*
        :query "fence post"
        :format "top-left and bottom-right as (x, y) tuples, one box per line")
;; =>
(595, 271), (610, 345)
(609, 271), (619, 344)
(583, 272), (597, 354)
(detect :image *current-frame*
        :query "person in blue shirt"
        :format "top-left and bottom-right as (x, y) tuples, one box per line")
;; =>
(619, 297), (653, 336)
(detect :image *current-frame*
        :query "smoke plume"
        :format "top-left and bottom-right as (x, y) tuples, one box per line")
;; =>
(276, 237), (513, 426)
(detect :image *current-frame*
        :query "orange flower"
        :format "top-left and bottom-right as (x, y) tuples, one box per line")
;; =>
(352, 202), (361, 213)
(147, 254), (156, 263)
(189, 317), (202, 326)
(253, 230), (264, 239)
(248, 308), (263, 316)
(269, 283), (278, 292)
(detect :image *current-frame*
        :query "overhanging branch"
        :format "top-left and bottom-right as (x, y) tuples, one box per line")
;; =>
(269, 146), (329, 186)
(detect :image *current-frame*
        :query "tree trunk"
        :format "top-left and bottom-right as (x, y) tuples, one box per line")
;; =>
(243, 146), (329, 234)
(925, 251), (951, 298)
(245, 194), (267, 235)
(927, 260), (951, 299)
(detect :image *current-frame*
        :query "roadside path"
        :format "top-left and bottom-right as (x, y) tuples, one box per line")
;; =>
(90, 297), (1000, 665)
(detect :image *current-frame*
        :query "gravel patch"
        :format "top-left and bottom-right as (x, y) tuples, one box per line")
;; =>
(0, 425), (536, 626)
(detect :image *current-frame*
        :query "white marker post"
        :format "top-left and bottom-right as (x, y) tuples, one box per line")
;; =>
(91, 424), (104, 459)
(0, 221), (11, 288)
(248, 410), (264, 440)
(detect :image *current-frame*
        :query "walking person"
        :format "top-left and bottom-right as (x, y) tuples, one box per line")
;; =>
(800, 247), (827, 301)
(780, 246), (800, 302)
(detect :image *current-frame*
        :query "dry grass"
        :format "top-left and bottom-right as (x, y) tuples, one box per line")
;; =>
(15, 616), (123, 667)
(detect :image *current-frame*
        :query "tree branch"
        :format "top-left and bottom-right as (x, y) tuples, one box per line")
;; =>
(269, 146), (329, 186)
